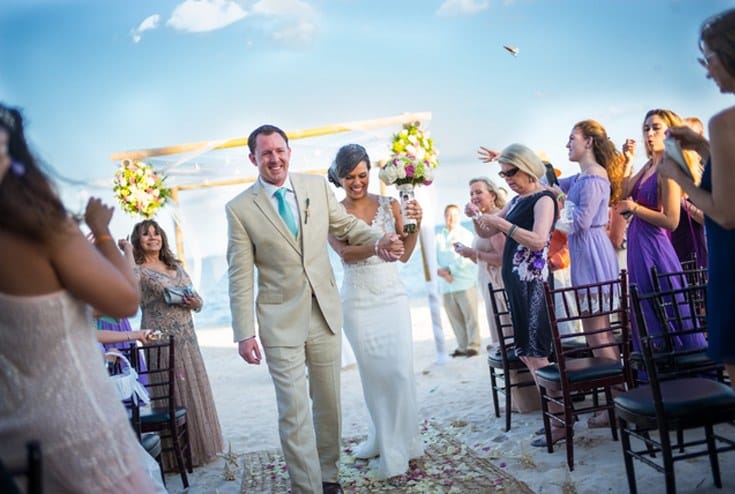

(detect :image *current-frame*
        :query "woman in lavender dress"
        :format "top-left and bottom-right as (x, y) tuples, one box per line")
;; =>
(557, 119), (626, 427)
(614, 109), (707, 355)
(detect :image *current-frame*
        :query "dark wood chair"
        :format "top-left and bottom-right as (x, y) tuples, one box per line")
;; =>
(535, 269), (632, 471)
(116, 344), (165, 486)
(486, 282), (537, 431)
(129, 335), (192, 488)
(0, 441), (42, 494)
(615, 283), (735, 494)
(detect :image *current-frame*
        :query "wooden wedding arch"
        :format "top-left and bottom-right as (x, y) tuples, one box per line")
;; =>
(110, 111), (431, 269)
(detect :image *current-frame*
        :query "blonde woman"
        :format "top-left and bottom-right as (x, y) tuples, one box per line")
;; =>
(458, 177), (506, 347)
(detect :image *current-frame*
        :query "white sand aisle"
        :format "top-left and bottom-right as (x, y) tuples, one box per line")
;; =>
(164, 299), (735, 494)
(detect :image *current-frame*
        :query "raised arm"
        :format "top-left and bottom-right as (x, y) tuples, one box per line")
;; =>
(49, 198), (140, 318)
(662, 114), (735, 229)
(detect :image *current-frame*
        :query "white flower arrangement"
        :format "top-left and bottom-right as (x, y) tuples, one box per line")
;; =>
(379, 122), (439, 187)
(112, 159), (171, 219)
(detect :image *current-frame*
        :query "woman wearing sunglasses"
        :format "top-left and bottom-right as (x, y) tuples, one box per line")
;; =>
(659, 8), (735, 389)
(474, 143), (561, 445)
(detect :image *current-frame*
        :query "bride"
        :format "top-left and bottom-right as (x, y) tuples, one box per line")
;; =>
(327, 143), (424, 479)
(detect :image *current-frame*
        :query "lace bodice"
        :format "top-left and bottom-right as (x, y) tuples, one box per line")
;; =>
(340, 195), (403, 295)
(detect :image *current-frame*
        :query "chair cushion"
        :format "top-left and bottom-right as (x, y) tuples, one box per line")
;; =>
(487, 347), (521, 366)
(141, 406), (187, 424)
(535, 357), (622, 383)
(141, 433), (162, 458)
(614, 377), (735, 418)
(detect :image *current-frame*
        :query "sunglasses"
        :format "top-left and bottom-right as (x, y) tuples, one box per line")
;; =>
(698, 52), (717, 68)
(498, 167), (520, 179)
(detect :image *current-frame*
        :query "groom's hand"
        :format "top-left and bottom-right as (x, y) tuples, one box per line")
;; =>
(377, 233), (404, 261)
(239, 337), (262, 365)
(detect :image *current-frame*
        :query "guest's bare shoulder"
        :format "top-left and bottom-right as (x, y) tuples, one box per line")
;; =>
(710, 105), (735, 131)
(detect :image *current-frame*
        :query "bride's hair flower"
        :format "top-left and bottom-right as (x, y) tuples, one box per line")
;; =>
(113, 159), (171, 219)
(379, 122), (439, 187)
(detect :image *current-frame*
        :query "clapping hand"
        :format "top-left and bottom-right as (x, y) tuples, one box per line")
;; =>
(84, 197), (114, 236)
(477, 146), (500, 163)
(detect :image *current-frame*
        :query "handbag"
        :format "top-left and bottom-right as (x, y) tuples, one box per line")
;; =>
(163, 285), (194, 305)
(105, 350), (150, 405)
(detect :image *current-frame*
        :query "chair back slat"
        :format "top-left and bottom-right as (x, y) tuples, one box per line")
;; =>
(542, 270), (631, 389)
(630, 282), (714, 385)
(488, 282), (515, 358)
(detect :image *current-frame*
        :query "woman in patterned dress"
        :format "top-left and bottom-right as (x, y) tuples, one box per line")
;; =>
(474, 143), (560, 445)
(124, 220), (223, 469)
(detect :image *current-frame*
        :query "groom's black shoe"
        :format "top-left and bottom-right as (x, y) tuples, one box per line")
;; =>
(322, 481), (343, 494)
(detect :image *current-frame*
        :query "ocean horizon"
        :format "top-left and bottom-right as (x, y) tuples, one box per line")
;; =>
(129, 221), (477, 332)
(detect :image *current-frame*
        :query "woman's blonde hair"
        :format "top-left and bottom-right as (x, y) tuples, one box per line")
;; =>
(643, 109), (702, 185)
(469, 176), (507, 209)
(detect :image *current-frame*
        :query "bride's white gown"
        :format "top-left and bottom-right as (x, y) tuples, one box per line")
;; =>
(340, 196), (424, 479)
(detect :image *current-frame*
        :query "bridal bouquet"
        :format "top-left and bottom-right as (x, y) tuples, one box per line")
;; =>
(113, 159), (171, 219)
(379, 122), (439, 187)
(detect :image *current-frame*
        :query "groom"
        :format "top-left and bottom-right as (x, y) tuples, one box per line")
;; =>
(226, 124), (402, 494)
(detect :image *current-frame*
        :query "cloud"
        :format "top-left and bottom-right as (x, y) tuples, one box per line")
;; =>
(130, 14), (160, 43)
(166, 0), (248, 33)
(251, 0), (318, 45)
(436, 0), (490, 16)
(252, 0), (315, 18)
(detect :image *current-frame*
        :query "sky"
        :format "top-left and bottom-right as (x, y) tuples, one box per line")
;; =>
(1, 0), (733, 259)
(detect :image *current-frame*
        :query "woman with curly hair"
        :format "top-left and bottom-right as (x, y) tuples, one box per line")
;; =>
(121, 219), (223, 470)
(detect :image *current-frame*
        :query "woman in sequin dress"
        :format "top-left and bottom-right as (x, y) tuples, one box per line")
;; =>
(124, 219), (224, 469)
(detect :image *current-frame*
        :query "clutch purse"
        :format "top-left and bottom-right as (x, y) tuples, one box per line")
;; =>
(163, 285), (194, 305)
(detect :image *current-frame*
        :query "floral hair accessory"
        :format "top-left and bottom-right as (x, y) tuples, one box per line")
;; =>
(10, 161), (25, 177)
(379, 122), (439, 187)
(113, 159), (171, 219)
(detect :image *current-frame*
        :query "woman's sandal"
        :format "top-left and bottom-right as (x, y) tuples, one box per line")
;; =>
(531, 426), (569, 447)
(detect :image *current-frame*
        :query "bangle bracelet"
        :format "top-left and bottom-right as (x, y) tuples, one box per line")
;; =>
(507, 224), (518, 239)
(557, 193), (566, 201)
(374, 238), (380, 256)
(95, 234), (113, 244)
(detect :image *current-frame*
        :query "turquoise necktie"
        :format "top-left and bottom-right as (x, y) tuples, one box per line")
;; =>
(274, 187), (298, 237)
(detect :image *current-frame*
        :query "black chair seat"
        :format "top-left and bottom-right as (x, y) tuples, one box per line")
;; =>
(615, 377), (735, 418)
(488, 348), (523, 366)
(536, 357), (623, 384)
(141, 406), (187, 424)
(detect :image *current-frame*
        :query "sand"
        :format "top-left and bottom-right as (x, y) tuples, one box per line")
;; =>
(161, 298), (735, 494)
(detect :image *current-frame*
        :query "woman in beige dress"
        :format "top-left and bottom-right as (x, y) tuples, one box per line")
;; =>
(459, 176), (540, 413)
(123, 219), (224, 469)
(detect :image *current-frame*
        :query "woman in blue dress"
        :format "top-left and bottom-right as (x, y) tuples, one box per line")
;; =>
(659, 8), (735, 388)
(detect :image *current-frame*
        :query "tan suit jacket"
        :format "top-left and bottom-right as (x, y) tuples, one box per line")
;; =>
(226, 172), (380, 346)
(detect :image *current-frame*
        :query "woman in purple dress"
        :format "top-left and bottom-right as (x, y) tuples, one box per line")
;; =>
(556, 120), (626, 427)
(614, 109), (707, 354)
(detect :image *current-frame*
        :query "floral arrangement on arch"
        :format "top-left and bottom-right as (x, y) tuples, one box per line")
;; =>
(379, 122), (439, 187)
(112, 159), (171, 219)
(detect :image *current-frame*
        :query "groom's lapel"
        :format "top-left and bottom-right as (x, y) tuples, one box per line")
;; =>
(252, 181), (300, 251)
(291, 174), (309, 253)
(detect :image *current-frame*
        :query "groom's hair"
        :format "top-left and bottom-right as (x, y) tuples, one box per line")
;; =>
(248, 124), (289, 154)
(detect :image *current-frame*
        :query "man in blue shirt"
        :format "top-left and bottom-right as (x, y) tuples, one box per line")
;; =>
(435, 204), (480, 357)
